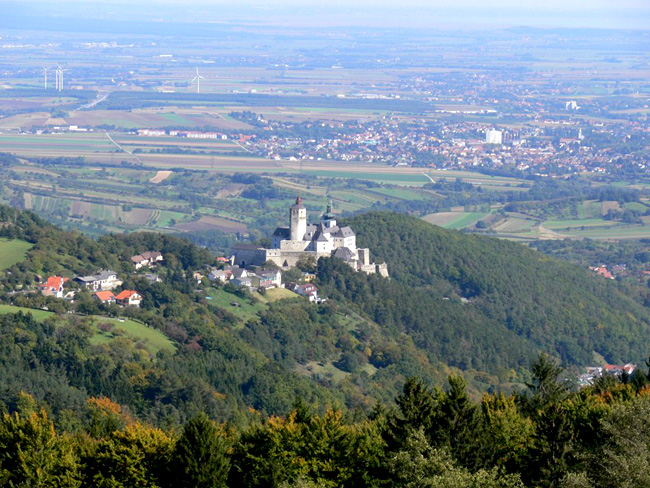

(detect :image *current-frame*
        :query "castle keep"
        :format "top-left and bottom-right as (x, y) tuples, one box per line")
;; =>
(232, 196), (388, 277)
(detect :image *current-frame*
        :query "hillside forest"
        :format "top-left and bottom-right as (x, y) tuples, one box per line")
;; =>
(2, 206), (650, 486)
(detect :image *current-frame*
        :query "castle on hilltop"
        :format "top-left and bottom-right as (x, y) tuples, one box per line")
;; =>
(232, 196), (388, 277)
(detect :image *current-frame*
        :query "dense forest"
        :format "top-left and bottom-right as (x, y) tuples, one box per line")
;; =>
(4, 358), (650, 487)
(342, 212), (650, 368)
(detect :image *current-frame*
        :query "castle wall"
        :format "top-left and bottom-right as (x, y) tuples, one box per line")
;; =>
(265, 250), (314, 268)
(233, 248), (268, 267)
(358, 248), (370, 266)
(315, 240), (331, 253)
(280, 239), (310, 252)
(332, 236), (356, 251)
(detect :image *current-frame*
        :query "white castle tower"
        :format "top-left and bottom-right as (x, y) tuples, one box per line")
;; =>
(289, 195), (307, 241)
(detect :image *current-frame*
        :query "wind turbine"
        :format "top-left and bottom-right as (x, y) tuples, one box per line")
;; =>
(191, 67), (205, 94)
(41, 66), (50, 89)
(55, 65), (68, 92)
(55, 65), (62, 91)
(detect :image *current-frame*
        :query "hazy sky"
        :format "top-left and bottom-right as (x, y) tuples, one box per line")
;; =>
(3, 0), (650, 29)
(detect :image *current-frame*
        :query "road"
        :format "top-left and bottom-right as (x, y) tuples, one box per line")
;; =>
(74, 93), (108, 111)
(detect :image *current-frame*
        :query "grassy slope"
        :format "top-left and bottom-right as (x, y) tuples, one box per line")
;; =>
(0, 304), (54, 321)
(0, 304), (174, 355)
(206, 287), (297, 326)
(0, 239), (33, 269)
(88, 317), (175, 355)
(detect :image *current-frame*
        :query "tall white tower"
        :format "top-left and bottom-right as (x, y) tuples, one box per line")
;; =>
(486, 129), (502, 145)
(290, 195), (307, 241)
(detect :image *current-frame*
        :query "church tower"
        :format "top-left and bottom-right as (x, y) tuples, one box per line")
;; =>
(321, 199), (336, 228)
(290, 195), (307, 241)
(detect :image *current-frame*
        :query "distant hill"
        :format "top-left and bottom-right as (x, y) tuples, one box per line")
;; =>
(324, 212), (650, 374)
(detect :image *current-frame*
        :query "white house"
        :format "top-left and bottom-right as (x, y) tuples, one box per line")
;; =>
(76, 270), (122, 291)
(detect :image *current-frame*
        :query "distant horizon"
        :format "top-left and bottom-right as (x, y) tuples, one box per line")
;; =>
(1, 0), (649, 31)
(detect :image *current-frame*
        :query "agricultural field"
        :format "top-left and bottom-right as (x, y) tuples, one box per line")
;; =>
(422, 211), (489, 230)
(0, 27), (647, 249)
(204, 287), (291, 326)
(5, 139), (650, 245)
(174, 215), (248, 233)
(423, 199), (650, 241)
(0, 239), (33, 270)
(0, 142), (463, 239)
(0, 132), (527, 189)
(255, 287), (297, 303)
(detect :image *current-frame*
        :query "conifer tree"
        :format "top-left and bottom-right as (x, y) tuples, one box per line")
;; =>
(386, 378), (441, 450)
(169, 412), (230, 488)
(441, 375), (480, 468)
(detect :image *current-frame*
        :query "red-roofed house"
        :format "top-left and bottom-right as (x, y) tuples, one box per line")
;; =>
(93, 291), (116, 304)
(592, 266), (615, 279)
(130, 251), (163, 269)
(39, 276), (69, 298)
(294, 283), (319, 301)
(603, 363), (637, 376)
(115, 290), (142, 307)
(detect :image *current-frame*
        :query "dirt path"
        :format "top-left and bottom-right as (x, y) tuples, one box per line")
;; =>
(149, 170), (173, 184)
(536, 224), (566, 239)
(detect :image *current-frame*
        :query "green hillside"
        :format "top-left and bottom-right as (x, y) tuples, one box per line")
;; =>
(0, 238), (32, 269)
(337, 212), (650, 370)
(2, 204), (650, 423)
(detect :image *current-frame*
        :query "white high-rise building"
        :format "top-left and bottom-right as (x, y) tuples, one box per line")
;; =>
(565, 100), (579, 110)
(485, 129), (503, 145)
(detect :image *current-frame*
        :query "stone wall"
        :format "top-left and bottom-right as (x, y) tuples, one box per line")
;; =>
(279, 240), (311, 252)
(232, 248), (267, 267)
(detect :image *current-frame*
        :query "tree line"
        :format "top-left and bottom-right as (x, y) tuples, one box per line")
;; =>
(4, 355), (650, 487)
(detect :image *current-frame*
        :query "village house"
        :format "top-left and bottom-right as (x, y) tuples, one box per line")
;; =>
(291, 283), (320, 302)
(231, 267), (249, 280)
(604, 363), (637, 376)
(63, 291), (76, 302)
(251, 269), (283, 290)
(115, 290), (143, 307)
(143, 273), (161, 284)
(93, 290), (116, 305)
(578, 363), (637, 387)
(76, 270), (122, 291)
(39, 276), (68, 298)
(302, 272), (316, 283)
(231, 276), (253, 288)
(130, 251), (164, 270)
(590, 266), (615, 279)
(208, 269), (230, 283)
(258, 269), (282, 288)
(208, 264), (283, 291)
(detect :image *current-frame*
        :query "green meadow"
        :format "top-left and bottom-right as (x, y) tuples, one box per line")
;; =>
(0, 239), (33, 270)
